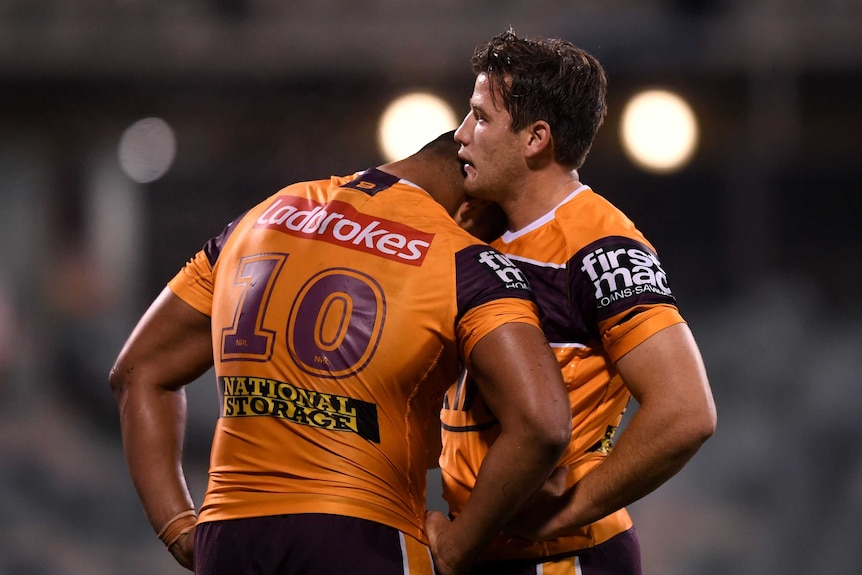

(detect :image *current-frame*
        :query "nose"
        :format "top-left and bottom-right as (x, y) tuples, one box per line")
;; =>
(454, 113), (471, 145)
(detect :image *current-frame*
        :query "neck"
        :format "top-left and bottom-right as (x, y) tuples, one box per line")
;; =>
(503, 169), (581, 232)
(377, 159), (463, 217)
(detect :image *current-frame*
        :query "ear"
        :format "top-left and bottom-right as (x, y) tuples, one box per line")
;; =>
(457, 197), (491, 218)
(455, 198), (508, 242)
(524, 121), (552, 159)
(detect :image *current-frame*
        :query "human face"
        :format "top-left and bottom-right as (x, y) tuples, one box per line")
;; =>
(454, 73), (525, 202)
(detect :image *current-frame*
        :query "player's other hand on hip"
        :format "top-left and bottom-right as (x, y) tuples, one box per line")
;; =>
(168, 526), (195, 571)
(504, 465), (572, 542)
(425, 510), (466, 575)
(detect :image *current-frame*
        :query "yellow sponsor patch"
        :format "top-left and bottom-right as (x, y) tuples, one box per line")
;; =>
(219, 376), (380, 443)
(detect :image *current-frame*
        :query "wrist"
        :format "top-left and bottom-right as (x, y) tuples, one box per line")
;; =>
(435, 524), (471, 575)
(157, 509), (198, 548)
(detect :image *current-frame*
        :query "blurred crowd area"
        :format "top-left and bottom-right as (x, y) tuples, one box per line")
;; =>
(2, 1), (862, 573)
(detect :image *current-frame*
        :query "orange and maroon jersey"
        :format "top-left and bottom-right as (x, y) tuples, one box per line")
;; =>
(440, 184), (686, 560)
(168, 168), (540, 544)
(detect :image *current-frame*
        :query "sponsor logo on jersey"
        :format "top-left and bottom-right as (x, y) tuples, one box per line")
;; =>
(579, 244), (672, 308)
(254, 196), (434, 266)
(587, 424), (619, 454)
(218, 375), (380, 443)
(475, 249), (530, 290)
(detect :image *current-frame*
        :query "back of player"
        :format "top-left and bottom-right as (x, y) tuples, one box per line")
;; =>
(170, 168), (539, 574)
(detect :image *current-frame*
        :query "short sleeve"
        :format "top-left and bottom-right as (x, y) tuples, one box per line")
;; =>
(457, 298), (542, 366)
(599, 304), (686, 363)
(453, 243), (540, 365)
(167, 250), (215, 317)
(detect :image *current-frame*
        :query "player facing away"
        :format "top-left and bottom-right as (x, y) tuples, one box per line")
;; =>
(430, 30), (717, 575)
(109, 131), (571, 575)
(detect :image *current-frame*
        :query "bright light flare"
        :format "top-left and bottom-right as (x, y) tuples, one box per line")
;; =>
(118, 117), (177, 183)
(620, 89), (699, 174)
(377, 92), (458, 162)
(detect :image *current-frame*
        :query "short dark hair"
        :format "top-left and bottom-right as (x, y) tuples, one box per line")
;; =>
(470, 29), (608, 169)
(417, 130), (458, 157)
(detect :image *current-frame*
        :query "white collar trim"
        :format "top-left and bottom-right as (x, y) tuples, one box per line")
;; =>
(500, 184), (589, 242)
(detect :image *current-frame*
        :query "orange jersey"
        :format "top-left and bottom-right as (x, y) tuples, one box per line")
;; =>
(168, 169), (540, 544)
(440, 184), (686, 560)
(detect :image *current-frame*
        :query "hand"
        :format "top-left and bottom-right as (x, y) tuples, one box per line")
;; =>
(167, 526), (195, 571)
(503, 465), (571, 542)
(425, 510), (465, 575)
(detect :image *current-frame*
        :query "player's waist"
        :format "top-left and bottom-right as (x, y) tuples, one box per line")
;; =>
(478, 508), (633, 561)
(198, 490), (427, 544)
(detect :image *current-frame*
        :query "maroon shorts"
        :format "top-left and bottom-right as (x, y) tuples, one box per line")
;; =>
(467, 527), (642, 575)
(194, 513), (434, 575)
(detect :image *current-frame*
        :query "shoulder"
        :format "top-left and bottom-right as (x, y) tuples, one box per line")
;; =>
(554, 187), (648, 248)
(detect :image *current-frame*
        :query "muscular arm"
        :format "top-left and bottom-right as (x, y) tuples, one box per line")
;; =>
(510, 322), (716, 540)
(108, 287), (214, 570)
(426, 322), (571, 574)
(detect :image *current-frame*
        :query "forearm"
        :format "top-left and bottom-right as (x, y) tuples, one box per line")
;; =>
(109, 288), (213, 530)
(116, 381), (196, 533)
(554, 403), (712, 533)
(109, 288), (212, 571)
(432, 321), (571, 572)
(443, 430), (563, 567)
(555, 323), (715, 533)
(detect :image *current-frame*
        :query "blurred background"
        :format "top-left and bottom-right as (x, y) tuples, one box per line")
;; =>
(1, 1), (861, 573)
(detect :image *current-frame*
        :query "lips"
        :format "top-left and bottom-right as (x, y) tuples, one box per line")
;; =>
(457, 149), (476, 178)
(458, 156), (473, 174)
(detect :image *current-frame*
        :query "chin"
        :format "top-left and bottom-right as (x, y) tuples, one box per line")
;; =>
(463, 180), (488, 200)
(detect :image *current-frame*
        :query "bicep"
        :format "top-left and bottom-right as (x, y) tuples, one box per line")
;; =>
(111, 287), (214, 393)
(615, 323), (713, 414)
(469, 322), (569, 431)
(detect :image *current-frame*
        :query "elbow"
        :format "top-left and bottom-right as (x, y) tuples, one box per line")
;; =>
(694, 388), (718, 443)
(537, 409), (573, 462)
(550, 426), (573, 461)
(108, 363), (129, 400)
(506, 407), (571, 465)
(696, 404), (718, 444)
(683, 401), (717, 452)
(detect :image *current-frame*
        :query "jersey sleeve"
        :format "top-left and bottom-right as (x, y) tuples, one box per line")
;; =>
(167, 249), (215, 317)
(568, 235), (685, 363)
(457, 298), (541, 365)
(166, 213), (245, 317)
(599, 304), (685, 363)
(453, 244), (541, 364)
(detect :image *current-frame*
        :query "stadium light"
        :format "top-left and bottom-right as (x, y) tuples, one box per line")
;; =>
(377, 92), (458, 162)
(620, 89), (699, 174)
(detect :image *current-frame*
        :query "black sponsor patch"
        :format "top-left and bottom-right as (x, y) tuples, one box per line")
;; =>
(574, 237), (675, 317)
(454, 244), (535, 323)
(473, 248), (531, 290)
(219, 376), (380, 443)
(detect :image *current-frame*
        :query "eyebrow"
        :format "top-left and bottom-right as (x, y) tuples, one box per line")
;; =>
(470, 99), (490, 116)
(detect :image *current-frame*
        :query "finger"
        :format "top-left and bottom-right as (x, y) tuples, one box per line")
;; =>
(169, 530), (195, 571)
(424, 511), (457, 575)
(424, 510), (450, 545)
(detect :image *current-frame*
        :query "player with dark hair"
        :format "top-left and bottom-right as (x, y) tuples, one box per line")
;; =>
(110, 131), (571, 575)
(430, 30), (717, 575)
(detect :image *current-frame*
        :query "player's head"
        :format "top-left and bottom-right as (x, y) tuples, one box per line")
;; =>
(414, 129), (461, 163)
(378, 130), (467, 216)
(467, 29), (607, 170)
